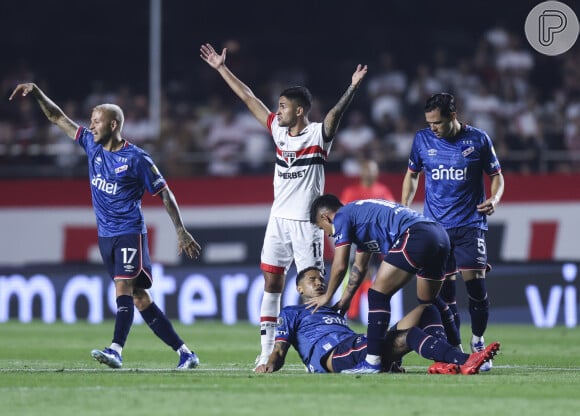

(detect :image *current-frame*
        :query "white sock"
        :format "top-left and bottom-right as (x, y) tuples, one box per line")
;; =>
(177, 344), (191, 355)
(259, 292), (281, 358)
(109, 343), (123, 355)
(366, 354), (381, 366)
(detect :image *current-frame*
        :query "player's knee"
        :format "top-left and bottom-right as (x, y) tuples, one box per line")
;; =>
(263, 272), (285, 292)
(132, 288), (152, 310)
(469, 297), (490, 312)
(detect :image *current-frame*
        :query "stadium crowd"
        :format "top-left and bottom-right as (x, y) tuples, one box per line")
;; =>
(2, 26), (580, 178)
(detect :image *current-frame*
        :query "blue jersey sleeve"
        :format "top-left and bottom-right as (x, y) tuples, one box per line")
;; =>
(76, 127), (95, 154)
(408, 131), (424, 173)
(134, 152), (167, 196)
(481, 133), (502, 176)
(275, 308), (296, 344)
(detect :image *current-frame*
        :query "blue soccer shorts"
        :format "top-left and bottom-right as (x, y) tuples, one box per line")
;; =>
(98, 233), (153, 289)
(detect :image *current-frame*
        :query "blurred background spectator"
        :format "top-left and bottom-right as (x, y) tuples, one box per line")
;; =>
(2, 0), (579, 178)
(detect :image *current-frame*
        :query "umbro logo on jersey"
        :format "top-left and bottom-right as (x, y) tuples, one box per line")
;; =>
(428, 149), (437, 157)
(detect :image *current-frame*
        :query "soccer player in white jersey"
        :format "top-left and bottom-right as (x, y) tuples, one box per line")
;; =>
(401, 93), (505, 371)
(10, 83), (202, 370)
(200, 43), (367, 368)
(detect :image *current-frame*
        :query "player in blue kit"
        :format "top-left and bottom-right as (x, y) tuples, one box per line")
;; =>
(401, 93), (505, 371)
(306, 194), (453, 373)
(254, 267), (499, 374)
(10, 83), (202, 369)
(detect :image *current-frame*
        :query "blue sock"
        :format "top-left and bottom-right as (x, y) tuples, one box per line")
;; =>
(367, 289), (391, 356)
(465, 279), (490, 337)
(419, 304), (448, 341)
(140, 303), (184, 351)
(431, 296), (461, 345)
(440, 279), (460, 331)
(406, 327), (469, 364)
(112, 295), (134, 347)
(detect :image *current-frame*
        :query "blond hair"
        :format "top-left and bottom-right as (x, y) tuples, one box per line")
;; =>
(93, 103), (125, 131)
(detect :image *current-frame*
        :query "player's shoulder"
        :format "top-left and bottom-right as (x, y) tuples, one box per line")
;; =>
(283, 304), (307, 313)
(462, 124), (491, 142)
(280, 304), (306, 320)
(413, 127), (435, 144)
(123, 141), (155, 160)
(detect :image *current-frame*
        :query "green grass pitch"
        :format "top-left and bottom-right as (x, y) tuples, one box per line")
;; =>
(1, 321), (579, 416)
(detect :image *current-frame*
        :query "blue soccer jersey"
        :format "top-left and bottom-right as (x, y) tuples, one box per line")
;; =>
(332, 199), (430, 254)
(275, 304), (356, 373)
(76, 127), (167, 237)
(408, 125), (501, 230)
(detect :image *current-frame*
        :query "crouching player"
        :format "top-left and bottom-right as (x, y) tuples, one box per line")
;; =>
(254, 267), (499, 374)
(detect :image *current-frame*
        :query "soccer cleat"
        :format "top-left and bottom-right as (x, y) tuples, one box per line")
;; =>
(462, 341), (500, 375)
(176, 351), (200, 369)
(428, 362), (460, 374)
(341, 360), (382, 374)
(91, 347), (122, 369)
(471, 339), (495, 372)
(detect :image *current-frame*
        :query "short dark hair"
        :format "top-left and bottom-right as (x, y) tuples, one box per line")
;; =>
(424, 93), (457, 118)
(309, 194), (344, 224)
(280, 86), (312, 113)
(296, 266), (323, 286)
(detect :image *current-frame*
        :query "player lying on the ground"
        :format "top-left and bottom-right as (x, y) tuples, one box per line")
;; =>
(254, 267), (499, 374)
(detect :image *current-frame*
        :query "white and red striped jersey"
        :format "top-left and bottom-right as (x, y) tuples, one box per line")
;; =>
(267, 113), (333, 220)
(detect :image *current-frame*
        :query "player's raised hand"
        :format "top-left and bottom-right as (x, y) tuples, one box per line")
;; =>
(351, 64), (368, 87)
(200, 43), (226, 69)
(8, 83), (37, 101)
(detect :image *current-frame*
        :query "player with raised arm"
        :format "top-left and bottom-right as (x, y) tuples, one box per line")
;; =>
(10, 83), (202, 369)
(401, 93), (504, 371)
(254, 267), (499, 374)
(200, 43), (368, 369)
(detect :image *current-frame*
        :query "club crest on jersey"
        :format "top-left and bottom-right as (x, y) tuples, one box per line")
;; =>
(114, 163), (128, 176)
(461, 145), (475, 157)
(282, 151), (296, 165)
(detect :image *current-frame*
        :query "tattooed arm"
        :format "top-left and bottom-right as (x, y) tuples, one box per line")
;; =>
(159, 187), (201, 259)
(322, 64), (368, 139)
(334, 251), (372, 314)
(253, 341), (290, 373)
(9, 83), (79, 139)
